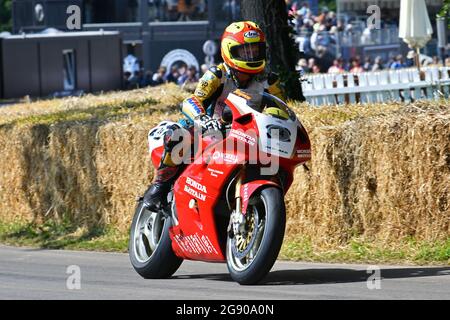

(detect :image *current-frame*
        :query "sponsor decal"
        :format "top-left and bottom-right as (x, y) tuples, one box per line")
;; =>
(207, 168), (224, 177)
(184, 185), (206, 201)
(212, 151), (238, 164)
(233, 89), (251, 100)
(184, 177), (207, 201)
(297, 149), (311, 158)
(186, 97), (204, 115)
(200, 80), (209, 88)
(202, 72), (216, 81)
(186, 177), (207, 193)
(194, 89), (206, 97)
(243, 184), (249, 203)
(174, 233), (219, 255)
(266, 145), (289, 155)
(230, 129), (256, 146)
(244, 30), (259, 38)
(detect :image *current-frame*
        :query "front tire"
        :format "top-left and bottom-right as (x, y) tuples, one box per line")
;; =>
(226, 187), (286, 285)
(129, 200), (183, 278)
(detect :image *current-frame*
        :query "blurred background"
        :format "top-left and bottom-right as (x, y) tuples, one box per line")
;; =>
(0, 0), (448, 100)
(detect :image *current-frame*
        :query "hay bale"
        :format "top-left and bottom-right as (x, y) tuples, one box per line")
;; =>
(0, 86), (448, 247)
(286, 103), (450, 247)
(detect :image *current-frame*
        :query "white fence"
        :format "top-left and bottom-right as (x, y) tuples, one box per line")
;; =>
(301, 67), (450, 106)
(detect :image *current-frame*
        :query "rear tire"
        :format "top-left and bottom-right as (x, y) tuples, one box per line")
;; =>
(226, 187), (286, 285)
(129, 200), (183, 278)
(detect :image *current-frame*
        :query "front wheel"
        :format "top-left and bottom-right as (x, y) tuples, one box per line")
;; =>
(129, 200), (183, 278)
(226, 187), (286, 285)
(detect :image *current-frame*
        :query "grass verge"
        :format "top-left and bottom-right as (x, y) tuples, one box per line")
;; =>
(1, 219), (449, 265)
(0, 219), (128, 252)
(280, 236), (450, 265)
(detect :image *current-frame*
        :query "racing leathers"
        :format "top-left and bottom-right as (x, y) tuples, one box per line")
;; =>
(143, 63), (285, 210)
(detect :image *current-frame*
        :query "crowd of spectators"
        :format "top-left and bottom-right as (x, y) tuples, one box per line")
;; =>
(287, 1), (449, 75)
(297, 52), (450, 75)
(121, 0), (449, 87)
(123, 54), (204, 90)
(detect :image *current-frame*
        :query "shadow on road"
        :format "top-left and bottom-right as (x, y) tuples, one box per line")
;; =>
(260, 267), (450, 286)
(172, 267), (450, 286)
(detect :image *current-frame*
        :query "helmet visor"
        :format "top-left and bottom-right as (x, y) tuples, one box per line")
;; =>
(229, 42), (266, 62)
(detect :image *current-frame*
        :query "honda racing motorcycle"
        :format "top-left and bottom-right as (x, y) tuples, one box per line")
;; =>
(129, 88), (311, 285)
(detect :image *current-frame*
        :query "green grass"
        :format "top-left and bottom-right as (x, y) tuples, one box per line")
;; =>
(280, 236), (450, 265)
(1, 219), (449, 265)
(0, 219), (128, 252)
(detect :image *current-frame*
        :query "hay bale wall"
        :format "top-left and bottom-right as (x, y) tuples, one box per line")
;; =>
(286, 105), (450, 247)
(0, 87), (448, 246)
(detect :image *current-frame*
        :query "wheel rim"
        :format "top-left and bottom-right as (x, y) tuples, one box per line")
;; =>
(133, 204), (164, 263)
(227, 196), (267, 272)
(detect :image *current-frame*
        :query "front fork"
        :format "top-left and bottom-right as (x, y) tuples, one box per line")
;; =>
(228, 168), (246, 237)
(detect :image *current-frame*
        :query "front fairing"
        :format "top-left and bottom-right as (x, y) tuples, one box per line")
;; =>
(225, 90), (307, 161)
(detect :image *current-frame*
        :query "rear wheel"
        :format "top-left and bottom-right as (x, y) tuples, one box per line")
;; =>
(226, 187), (286, 285)
(129, 200), (183, 278)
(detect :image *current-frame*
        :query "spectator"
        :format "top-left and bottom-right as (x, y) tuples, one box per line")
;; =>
(123, 52), (140, 74)
(178, 65), (199, 85)
(314, 7), (328, 25)
(128, 71), (141, 89)
(152, 66), (167, 85)
(178, 0), (196, 21)
(363, 56), (372, 71)
(371, 56), (384, 71)
(350, 57), (364, 73)
(429, 56), (442, 67)
(390, 55), (404, 69)
(308, 58), (316, 72)
(309, 23), (320, 52)
(328, 58), (345, 73)
(123, 71), (132, 89)
(140, 70), (155, 87)
(148, 0), (164, 22)
(360, 26), (373, 45)
(296, 58), (309, 74)
(297, 2), (310, 17)
(165, 65), (180, 83)
(178, 64), (187, 80)
(166, 0), (179, 20)
(405, 51), (415, 68)
(329, 25), (338, 44)
(312, 64), (321, 74)
(316, 24), (331, 48)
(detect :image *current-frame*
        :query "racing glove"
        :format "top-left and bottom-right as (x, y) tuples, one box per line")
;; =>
(195, 115), (222, 133)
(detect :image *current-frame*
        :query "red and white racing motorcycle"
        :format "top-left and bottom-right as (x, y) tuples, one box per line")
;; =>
(129, 88), (311, 285)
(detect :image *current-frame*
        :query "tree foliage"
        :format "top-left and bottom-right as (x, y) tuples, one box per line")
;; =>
(0, 0), (12, 32)
(438, 0), (450, 28)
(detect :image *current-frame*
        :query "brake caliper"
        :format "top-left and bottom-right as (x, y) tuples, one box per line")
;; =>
(228, 210), (246, 238)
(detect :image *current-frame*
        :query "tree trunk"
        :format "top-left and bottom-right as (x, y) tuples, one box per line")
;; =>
(241, 0), (305, 101)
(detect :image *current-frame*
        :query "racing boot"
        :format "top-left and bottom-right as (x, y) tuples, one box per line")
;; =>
(143, 165), (179, 211)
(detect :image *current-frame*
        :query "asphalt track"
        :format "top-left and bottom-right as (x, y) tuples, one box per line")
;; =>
(0, 245), (449, 300)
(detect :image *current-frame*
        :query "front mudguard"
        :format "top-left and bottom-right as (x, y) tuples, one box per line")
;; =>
(240, 180), (281, 215)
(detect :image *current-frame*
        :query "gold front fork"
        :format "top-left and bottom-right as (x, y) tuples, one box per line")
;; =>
(235, 167), (245, 214)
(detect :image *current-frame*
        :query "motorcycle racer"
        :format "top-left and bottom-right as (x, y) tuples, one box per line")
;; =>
(143, 21), (286, 211)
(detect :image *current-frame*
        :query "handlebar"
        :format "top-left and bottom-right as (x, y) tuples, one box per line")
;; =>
(201, 124), (231, 138)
